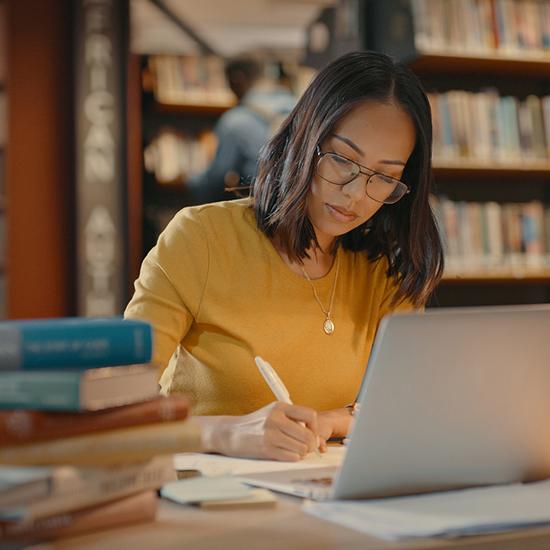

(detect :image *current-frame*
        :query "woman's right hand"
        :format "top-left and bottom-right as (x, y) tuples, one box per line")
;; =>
(199, 402), (322, 461)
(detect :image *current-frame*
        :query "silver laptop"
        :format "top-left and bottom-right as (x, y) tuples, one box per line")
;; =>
(240, 305), (550, 500)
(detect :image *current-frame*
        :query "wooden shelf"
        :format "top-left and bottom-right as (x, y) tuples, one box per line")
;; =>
(157, 102), (231, 116)
(433, 159), (550, 180)
(408, 50), (550, 77)
(441, 268), (550, 285)
(153, 100), (233, 116)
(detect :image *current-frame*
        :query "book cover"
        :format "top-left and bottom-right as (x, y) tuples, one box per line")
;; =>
(0, 490), (157, 542)
(0, 317), (152, 370)
(0, 419), (202, 466)
(0, 456), (174, 521)
(0, 365), (159, 411)
(0, 396), (189, 446)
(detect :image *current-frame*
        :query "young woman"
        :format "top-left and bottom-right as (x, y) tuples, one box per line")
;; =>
(125, 51), (444, 461)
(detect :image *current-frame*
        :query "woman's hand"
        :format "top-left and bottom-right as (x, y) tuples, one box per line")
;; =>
(317, 408), (353, 441)
(198, 402), (322, 461)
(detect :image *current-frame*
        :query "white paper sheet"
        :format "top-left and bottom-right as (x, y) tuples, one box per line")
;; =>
(304, 478), (550, 541)
(173, 446), (346, 476)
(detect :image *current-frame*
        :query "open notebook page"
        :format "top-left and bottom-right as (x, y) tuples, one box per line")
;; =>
(173, 445), (346, 477)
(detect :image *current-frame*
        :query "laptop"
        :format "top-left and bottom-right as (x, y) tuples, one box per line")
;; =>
(240, 305), (550, 500)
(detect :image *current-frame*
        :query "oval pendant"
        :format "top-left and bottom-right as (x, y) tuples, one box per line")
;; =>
(323, 318), (335, 335)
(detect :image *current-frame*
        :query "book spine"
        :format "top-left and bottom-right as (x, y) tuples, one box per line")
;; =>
(0, 490), (158, 542)
(0, 318), (152, 370)
(0, 420), (202, 466)
(0, 371), (81, 411)
(2, 456), (175, 521)
(0, 396), (190, 446)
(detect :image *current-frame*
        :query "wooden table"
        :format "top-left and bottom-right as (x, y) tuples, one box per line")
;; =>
(33, 494), (550, 550)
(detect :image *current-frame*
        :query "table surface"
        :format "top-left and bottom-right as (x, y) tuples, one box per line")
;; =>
(31, 493), (550, 550)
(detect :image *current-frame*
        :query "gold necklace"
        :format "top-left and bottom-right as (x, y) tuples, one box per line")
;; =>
(300, 253), (340, 335)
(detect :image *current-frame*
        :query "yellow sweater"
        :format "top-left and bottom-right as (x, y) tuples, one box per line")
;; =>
(124, 199), (413, 415)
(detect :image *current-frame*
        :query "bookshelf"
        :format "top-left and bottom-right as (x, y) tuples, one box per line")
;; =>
(409, 51), (550, 77)
(0, 0), (6, 318)
(139, 54), (234, 255)
(3, 0), (74, 319)
(362, 0), (550, 306)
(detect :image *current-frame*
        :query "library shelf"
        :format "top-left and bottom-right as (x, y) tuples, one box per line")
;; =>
(441, 269), (550, 285)
(433, 160), (550, 180)
(152, 100), (233, 116)
(408, 50), (550, 77)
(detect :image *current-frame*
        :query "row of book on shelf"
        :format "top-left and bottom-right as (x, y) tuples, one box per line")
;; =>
(143, 88), (550, 187)
(432, 196), (550, 273)
(428, 91), (550, 164)
(0, 317), (201, 543)
(411, 0), (550, 56)
(147, 55), (236, 107)
(144, 129), (217, 184)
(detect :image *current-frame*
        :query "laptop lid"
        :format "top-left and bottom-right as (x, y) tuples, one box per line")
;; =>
(332, 305), (550, 500)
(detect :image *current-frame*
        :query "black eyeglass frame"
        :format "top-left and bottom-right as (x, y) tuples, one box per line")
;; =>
(315, 145), (410, 205)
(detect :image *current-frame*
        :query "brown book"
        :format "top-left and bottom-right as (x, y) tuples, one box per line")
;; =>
(0, 419), (202, 466)
(0, 396), (190, 447)
(1, 455), (176, 520)
(0, 490), (157, 542)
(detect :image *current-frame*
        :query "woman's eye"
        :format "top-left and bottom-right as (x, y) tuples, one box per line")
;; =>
(331, 155), (350, 166)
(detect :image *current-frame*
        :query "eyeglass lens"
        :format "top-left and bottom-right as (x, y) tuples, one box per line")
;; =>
(317, 153), (405, 204)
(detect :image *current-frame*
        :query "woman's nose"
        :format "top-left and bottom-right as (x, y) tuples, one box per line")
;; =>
(342, 174), (367, 201)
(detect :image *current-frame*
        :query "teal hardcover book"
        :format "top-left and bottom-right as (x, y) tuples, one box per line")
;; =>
(0, 366), (158, 411)
(0, 317), (152, 370)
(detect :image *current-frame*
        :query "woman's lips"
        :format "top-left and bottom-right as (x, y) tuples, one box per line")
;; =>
(326, 203), (358, 222)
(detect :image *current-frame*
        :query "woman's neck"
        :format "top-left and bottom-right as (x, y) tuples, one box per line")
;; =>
(273, 237), (336, 279)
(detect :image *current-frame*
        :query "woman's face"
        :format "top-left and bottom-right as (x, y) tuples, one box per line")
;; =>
(307, 100), (416, 249)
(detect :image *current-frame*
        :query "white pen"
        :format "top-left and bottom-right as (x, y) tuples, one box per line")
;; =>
(254, 355), (322, 458)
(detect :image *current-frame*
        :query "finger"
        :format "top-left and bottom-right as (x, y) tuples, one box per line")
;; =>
(274, 415), (317, 451)
(265, 428), (309, 457)
(267, 446), (303, 462)
(283, 405), (319, 436)
(269, 403), (319, 452)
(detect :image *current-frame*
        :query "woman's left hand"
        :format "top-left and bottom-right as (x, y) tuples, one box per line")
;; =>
(317, 408), (353, 442)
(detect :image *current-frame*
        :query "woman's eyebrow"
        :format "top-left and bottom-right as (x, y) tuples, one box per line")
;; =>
(332, 133), (406, 166)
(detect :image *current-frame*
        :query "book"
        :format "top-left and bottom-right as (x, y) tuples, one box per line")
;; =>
(0, 490), (158, 542)
(0, 456), (174, 521)
(198, 489), (277, 510)
(0, 365), (159, 411)
(0, 419), (202, 466)
(0, 93), (5, 148)
(0, 396), (189, 446)
(0, 467), (54, 508)
(0, 317), (152, 370)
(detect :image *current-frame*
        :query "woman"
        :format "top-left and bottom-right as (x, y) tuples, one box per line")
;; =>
(125, 51), (444, 461)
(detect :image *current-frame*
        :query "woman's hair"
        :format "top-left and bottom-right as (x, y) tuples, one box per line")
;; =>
(252, 50), (444, 307)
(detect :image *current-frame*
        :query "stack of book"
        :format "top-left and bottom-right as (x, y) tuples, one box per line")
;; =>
(0, 317), (201, 543)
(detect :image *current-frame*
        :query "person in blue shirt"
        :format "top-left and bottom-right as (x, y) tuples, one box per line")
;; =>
(186, 57), (296, 205)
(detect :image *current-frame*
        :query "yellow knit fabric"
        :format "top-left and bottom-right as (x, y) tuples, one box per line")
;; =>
(124, 199), (414, 415)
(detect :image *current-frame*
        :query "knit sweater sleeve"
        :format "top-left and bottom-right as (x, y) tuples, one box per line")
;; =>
(124, 207), (210, 374)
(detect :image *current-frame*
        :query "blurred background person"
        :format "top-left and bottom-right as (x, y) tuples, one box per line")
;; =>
(185, 56), (296, 205)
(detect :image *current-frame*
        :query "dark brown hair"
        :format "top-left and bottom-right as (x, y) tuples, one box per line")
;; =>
(252, 51), (444, 307)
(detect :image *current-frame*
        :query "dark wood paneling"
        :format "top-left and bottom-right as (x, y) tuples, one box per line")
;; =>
(6, 0), (73, 318)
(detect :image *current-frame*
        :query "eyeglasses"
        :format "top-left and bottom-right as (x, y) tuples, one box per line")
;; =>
(315, 146), (410, 205)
